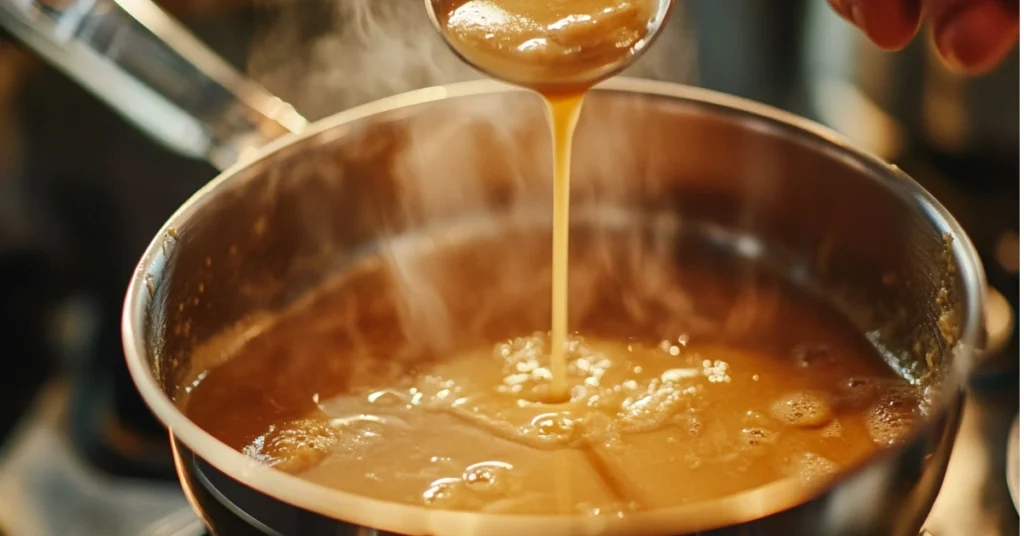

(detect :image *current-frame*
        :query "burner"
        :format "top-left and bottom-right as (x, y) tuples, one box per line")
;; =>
(141, 508), (208, 536)
(0, 248), (53, 445)
(175, 442), (380, 536)
(0, 383), (192, 535)
(68, 346), (179, 481)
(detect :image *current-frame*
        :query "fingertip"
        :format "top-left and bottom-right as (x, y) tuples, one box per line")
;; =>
(934, 1), (1019, 74)
(853, 0), (924, 50)
(828, 0), (855, 22)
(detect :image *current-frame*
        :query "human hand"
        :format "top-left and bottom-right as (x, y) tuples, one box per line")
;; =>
(828, 0), (1019, 74)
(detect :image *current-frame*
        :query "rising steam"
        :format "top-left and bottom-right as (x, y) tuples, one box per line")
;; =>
(247, 0), (696, 118)
(244, 0), (710, 354)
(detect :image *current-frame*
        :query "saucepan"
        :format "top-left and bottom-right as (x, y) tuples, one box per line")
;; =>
(1, 1), (990, 535)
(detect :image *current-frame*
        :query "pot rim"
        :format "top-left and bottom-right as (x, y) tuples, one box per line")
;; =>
(121, 77), (987, 536)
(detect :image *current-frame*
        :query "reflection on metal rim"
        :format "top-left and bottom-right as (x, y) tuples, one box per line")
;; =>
(1009, 415), (1019, 513)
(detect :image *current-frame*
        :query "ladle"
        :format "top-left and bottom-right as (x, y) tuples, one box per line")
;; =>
(425, 0), (675, 92)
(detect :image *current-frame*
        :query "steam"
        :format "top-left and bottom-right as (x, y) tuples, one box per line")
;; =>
(247, 0), (696, 118)
(245, 0), (707, 354)
(248, 0), (477, 119)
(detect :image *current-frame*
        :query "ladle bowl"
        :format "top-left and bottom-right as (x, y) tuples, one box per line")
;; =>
(424, 0), (676, 92)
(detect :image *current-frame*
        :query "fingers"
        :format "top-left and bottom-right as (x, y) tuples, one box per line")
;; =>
(926, 0), (1020, 74)
(828, 0), (924, 50)
(828, 0), (1019, 74)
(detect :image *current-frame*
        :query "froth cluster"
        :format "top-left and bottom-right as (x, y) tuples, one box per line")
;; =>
(235, 334), (925, 512)
(422, 461), (517, 509)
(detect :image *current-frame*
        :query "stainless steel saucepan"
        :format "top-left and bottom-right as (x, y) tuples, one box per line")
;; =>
(1, 1), (990, 535)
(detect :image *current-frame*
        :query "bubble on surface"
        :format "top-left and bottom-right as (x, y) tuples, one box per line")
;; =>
(492, 333), (614, 403)
(524, 412), (579, 446)
(771, 391), (832, 428)
(741, 427), (779, 448)
(821, 420), (843, 438)
(793, 452), (838, 485)
(836, 376), (916, 411)
(661, 367), (699, 383)
(422, 477), (466, 508)
(701, 359), (731, 383)
(674, 412), (703, 436)
(367, 389), (405, 406)
(865, 389), (921, 447)
(337, 410), (408, 432)
(616, 377), (696, 434)
(462, 461), (514, 495)
(242, 418), (340, 474)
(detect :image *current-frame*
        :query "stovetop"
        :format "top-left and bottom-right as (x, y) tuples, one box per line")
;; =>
(0, 382), (200, 536)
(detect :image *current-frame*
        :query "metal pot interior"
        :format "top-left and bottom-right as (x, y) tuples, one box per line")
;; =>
(124, 79), (985, 534)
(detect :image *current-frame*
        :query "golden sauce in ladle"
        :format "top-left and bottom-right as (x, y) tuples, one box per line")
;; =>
(430, 0), (668, 401)
(429, 0), (664, 91)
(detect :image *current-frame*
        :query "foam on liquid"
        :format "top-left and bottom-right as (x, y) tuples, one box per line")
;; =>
(190, 333), (923, 514)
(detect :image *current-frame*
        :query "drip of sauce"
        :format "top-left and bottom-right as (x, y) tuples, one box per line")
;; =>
(431, 0), (663, 401)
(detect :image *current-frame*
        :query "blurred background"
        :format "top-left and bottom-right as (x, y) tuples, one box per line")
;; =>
(0, 0), (1017, 535)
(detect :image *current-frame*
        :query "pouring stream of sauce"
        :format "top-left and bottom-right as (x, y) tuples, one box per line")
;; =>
(429, 0), (669, 401)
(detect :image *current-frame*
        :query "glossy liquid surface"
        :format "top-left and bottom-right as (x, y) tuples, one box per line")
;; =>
(183, 226), (924, 516)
